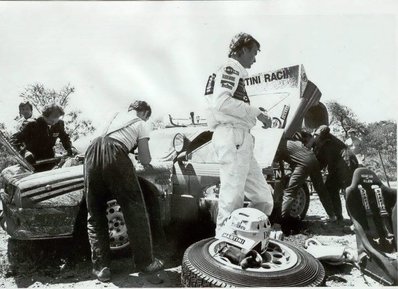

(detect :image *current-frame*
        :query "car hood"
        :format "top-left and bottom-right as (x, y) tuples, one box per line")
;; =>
(7, 165), (84, 192)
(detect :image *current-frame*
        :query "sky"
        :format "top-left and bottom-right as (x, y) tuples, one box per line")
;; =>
(0, 0), (397, 131)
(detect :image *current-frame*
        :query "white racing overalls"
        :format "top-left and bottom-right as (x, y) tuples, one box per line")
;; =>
(204, 58), (274, 232)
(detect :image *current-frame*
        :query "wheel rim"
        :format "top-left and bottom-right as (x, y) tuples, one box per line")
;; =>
(208, 239), (298, 272)
(106, 200), (130, 250)
(289, 188), (306, 217)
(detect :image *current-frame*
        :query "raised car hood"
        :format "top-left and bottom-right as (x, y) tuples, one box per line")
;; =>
(244, 64), (322, 167)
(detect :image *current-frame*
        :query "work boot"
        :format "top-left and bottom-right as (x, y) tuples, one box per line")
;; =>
(92, 267), (111, 282)
(139, 258), (165, 285)
(140, 258), (164, 274)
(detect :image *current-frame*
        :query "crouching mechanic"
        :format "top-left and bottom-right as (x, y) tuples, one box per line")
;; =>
(10, 104), (77, 171)
(84, 101), (163, 282)
(204, 32), (274, 234)
(277, 131), (336, 233)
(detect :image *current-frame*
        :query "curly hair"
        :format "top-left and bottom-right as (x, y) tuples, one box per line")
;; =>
(128, 100), (152, 117)
(228, 32), (261, 58)
(42, 104), (65, 117)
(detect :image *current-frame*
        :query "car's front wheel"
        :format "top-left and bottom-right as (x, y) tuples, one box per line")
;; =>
(181, 237), (325, 287)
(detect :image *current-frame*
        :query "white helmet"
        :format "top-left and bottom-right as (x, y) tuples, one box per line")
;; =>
(216, 208), (272, 254)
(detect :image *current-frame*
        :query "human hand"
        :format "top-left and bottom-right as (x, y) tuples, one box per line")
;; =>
(257, 112), (272, 129)
(142, 163), (153, 170)
(25, 151), (35, 164)
(67, 147), (78, 157)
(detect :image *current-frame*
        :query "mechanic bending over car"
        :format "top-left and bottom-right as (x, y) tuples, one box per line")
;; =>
(277, 131), (336, 233)
(10, 104), (77, 172)
(84, 100), (163, 283)
(204, 32), (274, 235)
(312, 125), (359, 225)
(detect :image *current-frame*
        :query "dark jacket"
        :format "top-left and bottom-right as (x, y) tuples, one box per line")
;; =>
(11, 116), (72, 160)
(313, 133), (358, 173)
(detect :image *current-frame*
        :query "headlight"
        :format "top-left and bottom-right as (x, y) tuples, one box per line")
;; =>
(173, 133), (187, 153)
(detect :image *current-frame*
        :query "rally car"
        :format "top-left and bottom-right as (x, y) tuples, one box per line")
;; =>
(0, 64), (328, 253)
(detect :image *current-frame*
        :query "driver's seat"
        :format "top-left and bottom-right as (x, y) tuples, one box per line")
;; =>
(346, 167), (397, 285)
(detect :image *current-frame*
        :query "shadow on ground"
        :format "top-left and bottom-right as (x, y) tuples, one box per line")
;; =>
(0, 220), (214, 288)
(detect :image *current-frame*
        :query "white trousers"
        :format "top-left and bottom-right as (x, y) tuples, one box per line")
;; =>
(212, 126), (274, 232)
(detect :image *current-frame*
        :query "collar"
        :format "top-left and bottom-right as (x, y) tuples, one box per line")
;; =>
(36, 116), (47, 125)
(228, 57), (248, 77)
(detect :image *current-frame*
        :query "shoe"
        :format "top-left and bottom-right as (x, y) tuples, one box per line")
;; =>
(92, 267), (111, 282)
(140, 258), (164, 274)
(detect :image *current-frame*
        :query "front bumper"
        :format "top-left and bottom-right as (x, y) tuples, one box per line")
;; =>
(0, 201), (78, 240)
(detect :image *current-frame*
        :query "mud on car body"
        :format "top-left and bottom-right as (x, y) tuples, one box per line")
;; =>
(0, 158), (172, 244)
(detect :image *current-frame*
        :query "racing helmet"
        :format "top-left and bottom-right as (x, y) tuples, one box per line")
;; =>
(216, 208), (272, 254)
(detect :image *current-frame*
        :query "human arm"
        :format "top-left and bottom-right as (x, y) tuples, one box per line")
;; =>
(136, 121), (152, 167)
(137, 138), (152, 166)
(10, 121), (31, 152)
(57, 121), (74, 156)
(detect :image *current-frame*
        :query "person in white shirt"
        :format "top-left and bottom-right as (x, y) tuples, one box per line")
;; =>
(345, 128), (364, 165)
(204, 32), (274, 234)
(84, 101), (163, 282)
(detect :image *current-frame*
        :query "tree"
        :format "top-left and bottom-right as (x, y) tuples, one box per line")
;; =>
(326, 101), (367, 138)
(327, 101), (396, 181)
(0, 123), (18, 185)
(19, 83), (95, 142)
(359, 120), (397, 181)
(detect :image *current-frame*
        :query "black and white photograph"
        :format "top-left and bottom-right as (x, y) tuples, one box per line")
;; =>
(0, 0), (397, 287)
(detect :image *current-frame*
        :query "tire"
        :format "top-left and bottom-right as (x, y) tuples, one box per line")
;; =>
(181, 238), (325, 287)
(106, 199), (130, 252)
(290, 185), (310, 220)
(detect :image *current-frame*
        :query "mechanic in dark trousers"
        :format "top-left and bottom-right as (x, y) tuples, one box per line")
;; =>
(84, 100), (163, 282)
(10, 104), (76, 171)
(277, 131), (336, 233)
(313, 125), (359, 225)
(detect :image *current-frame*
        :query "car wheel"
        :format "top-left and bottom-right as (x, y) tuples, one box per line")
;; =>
(289, 185), (310, 220)
(106, 199), (130, 252)
(181, 237), (325, 287)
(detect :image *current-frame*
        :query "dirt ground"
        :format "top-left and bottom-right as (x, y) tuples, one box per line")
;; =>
(0, 194), (390, 288)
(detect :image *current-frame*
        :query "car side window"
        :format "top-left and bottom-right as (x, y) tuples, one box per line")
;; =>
(189, 141), (218, 164)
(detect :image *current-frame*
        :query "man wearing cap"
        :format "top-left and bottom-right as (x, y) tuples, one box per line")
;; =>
(313, 125), (359, 224)
(204, 32), (274, 234)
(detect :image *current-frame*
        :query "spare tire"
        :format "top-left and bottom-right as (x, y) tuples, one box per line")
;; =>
(181, 238), (325, 287)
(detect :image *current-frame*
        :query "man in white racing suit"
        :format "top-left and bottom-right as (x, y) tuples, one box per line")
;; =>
(204, 33), (274, 233)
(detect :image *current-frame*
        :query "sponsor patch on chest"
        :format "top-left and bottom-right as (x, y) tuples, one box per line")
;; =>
(224, 66), (239, 76)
